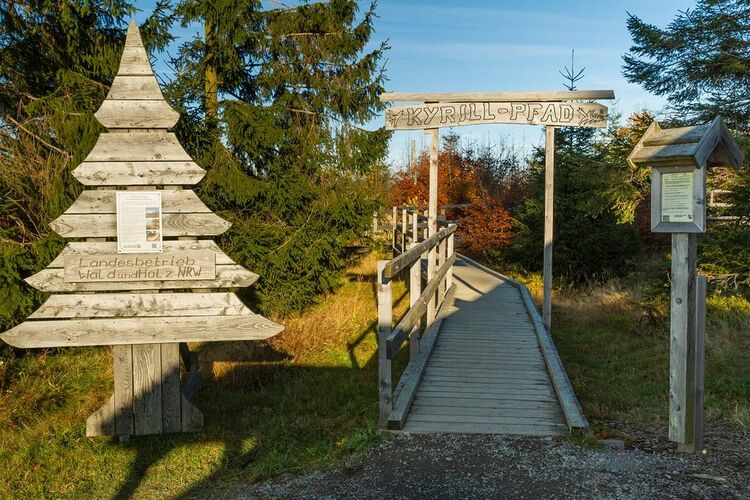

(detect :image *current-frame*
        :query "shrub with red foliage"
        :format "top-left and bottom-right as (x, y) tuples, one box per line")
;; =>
(457, 190), (514, 257)
(390, 133), (522, 257)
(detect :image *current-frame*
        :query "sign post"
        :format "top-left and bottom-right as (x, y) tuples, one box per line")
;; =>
(543, 126), (555, 329)
(628, 116), (744, 452)
(426, 125), (439, 326)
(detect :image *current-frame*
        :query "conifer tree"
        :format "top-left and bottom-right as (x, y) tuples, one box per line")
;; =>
(169, 0), (389, 314)
(623, 0), (750, 130)
(624, 1), (750, 295)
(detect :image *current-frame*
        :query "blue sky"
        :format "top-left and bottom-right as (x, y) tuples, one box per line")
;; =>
(134, 0), (691, 166)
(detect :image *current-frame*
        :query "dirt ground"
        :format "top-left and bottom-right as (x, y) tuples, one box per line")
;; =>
(231, 423), (749, 499)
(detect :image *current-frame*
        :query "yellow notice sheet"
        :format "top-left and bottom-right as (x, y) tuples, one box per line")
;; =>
(661, 172), (694, 223)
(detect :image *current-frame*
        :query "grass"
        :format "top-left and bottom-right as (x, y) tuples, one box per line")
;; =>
(0, 251), (410, 499)
(515, 269), (750, 431)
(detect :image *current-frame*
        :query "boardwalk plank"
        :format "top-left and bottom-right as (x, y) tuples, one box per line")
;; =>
(410, 405), (562, 419)
(418, 380), (553, 391)
(412, 396), (560, 410)
(416, 390), (557, 402)
(401, 257), (574, 436)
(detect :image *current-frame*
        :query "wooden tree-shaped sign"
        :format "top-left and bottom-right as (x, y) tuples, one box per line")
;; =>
(0, 22), (283, 436)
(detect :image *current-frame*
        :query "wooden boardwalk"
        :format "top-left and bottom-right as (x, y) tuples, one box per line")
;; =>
(402, 258), (572, 436)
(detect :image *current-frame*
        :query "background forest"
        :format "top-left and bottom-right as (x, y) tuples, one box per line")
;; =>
(392, 0), (750, 307)
(4, 0), (750, 330)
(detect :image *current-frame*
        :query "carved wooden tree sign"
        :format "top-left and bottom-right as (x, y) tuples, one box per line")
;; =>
(0, 22), (284, 437)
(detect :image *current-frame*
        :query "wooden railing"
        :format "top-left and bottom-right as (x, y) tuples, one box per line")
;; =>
(377, 206), (457, 429)
(390, 204), (469, 255)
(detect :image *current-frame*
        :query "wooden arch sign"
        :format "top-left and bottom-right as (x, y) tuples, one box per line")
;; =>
(381, 90), (615, 331)
(1, 22), (284, 437)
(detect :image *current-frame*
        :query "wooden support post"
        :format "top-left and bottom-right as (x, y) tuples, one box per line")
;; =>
(113, 345), (135, 435)
(420, 208), (429, 332)
(437, 235), (446, 305)
(412, 209), (419, 245)
(693, 275), (706, 452)
(392, 206), (397, 252)
(160, 343), (182, 433)
(372, 212), (378, 233)
(409, 235), (422, 361)
(670, 233), (700, 452)
(447, 231), (454, 290)
(401, 208), (408, 253)
(377, 261), (393, 427)
(543, 126), (555, 331)
(426, 127), (439, 326)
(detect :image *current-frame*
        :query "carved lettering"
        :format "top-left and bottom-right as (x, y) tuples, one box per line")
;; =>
(385, 101), (608, 130)
(64, 252), (216, 282)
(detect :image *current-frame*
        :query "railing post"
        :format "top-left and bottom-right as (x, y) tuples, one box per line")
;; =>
(377, 261), (392, 427)
(401, 208), (408, 254)
(447, 230), (454, 290)
(412, 209), (419, 245)
(420, 209), (429, 332)
(391, 206), (397, 252)
(409, 237), (422, 361)
(437, 232), (446, 306)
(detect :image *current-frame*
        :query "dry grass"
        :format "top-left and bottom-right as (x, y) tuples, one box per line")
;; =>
(269, 253), (405, 362)
(515, 270), (750, 429)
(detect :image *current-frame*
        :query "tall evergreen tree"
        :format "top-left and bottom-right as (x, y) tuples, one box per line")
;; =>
(623, 0), (750, 130)
(623, 1), (750, 294)
(169, 0), (389, 314)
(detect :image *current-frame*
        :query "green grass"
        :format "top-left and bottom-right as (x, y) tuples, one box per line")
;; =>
(0, 252), (409, 498)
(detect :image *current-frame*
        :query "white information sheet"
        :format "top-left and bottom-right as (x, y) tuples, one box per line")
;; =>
(661, 172), (694, 223)
(116, 191), (163, 253)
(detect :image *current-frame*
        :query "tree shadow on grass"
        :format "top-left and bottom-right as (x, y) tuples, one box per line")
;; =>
(109, 322), (384, 498)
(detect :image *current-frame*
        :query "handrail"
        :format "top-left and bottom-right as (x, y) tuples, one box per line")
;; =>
(377, 210), (458, 428)
(384, 224), (456, 279)
(387, 253), (456, 357)
(394, 203), (473, 210)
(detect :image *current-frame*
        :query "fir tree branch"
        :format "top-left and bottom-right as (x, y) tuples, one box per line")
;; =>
(4, 116), (69, 158)
(274, 211), (314, 252)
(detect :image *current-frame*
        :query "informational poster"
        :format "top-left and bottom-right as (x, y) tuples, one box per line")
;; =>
(116, 191), (163, 253)
(661, 172), (694, 223)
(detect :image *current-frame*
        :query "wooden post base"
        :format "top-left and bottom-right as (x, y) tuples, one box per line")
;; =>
(86, 343), (203, 437)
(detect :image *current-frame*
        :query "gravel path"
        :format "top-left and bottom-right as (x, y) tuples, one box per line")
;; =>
(234, 424), (749, 499)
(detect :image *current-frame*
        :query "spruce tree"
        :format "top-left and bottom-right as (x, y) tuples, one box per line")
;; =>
(623, 0), (750, 130)
(169, 0), (389, 314)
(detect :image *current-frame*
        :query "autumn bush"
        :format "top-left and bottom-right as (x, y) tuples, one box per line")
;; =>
(390, 133), (521, 257)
